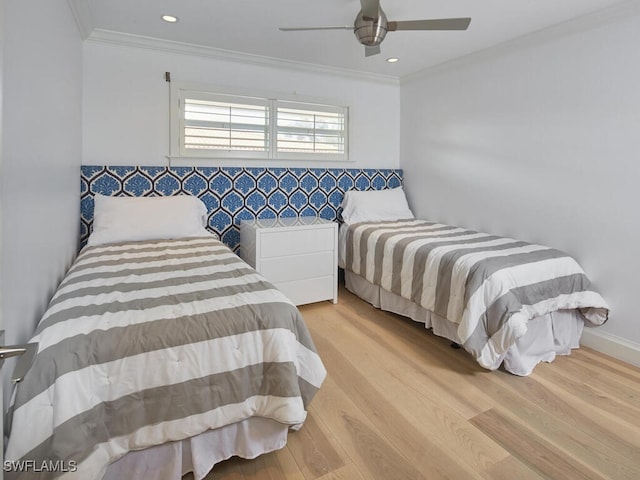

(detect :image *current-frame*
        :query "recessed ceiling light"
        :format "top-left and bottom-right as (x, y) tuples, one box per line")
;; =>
(162, 15), (178, 23)
(386, 57), (399, 63)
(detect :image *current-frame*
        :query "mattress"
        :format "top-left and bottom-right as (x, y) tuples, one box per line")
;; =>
(339, 220), (607, 374)
(5, 236), (326, 480)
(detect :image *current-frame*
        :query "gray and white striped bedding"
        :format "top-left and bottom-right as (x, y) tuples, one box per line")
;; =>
(5, 236), (326, 480)
(344, 219), (609, 370)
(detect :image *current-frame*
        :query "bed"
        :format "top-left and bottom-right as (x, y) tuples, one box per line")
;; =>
(4, 194), (326, 480)
(338, 188), (609, 376)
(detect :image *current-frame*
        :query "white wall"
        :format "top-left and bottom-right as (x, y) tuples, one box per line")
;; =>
(0, 0), (5, 451)
(1, 0), (82, 393)
(82, 39), (400, 169)
(400, 9), (640, 355)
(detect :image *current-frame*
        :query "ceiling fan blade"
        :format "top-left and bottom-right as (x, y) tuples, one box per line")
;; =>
(387, 18), (471, 32)
(279, 26), (353, 31)
(360, 0), (381, 20)
(364, 45), (381, 57)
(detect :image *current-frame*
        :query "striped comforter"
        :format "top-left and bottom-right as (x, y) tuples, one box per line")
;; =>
(5, 236), (326, 480)
(344, 219), (609, 370)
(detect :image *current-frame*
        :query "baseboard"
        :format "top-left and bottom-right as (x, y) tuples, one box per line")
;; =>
(581, 328), (640, 368)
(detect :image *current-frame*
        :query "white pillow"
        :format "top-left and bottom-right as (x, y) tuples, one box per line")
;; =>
(340, 187), (415, 224)
(88, 194), (212, 246)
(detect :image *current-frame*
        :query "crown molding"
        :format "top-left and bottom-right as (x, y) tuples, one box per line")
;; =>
(86, 29), (400, 86)
(66, 0), (93, 40)
(401, 0), (640, 84)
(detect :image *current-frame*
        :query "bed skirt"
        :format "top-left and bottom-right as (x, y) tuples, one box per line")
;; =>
(103, 417), (289, 480)
(345, 269), (584, 376)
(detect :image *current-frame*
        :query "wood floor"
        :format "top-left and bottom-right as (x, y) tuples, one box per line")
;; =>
(196, 285), (640, 480)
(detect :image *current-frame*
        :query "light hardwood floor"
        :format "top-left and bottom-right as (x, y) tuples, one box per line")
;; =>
(196, 285), (640, 480)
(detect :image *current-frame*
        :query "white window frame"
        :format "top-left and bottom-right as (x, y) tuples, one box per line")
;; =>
(170, 82), (349, 161)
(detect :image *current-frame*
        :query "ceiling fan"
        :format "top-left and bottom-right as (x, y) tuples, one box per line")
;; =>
(279, 0), (471, 57)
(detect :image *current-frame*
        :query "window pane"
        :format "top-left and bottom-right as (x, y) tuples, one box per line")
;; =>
(183, 98), (268, 152)
(276, 104), (345, 154)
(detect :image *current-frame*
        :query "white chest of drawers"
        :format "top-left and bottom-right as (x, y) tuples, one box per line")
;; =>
(239, 216), (338, 306)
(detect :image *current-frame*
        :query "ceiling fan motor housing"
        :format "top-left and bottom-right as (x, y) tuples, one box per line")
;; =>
(354, 8), (388, 46)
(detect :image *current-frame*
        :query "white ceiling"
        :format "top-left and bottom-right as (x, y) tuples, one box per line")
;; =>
(77, 0), (631, 78)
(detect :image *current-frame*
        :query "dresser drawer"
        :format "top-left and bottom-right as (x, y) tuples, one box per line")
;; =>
(260, 227), (334, 258)
(275, 276), (335, 306)
(260, 251), (334, 283)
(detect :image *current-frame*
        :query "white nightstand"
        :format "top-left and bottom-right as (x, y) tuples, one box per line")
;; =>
(239, 216), (338, 306)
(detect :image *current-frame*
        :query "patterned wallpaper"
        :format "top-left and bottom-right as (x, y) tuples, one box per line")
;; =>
(81, 166), (403, 251)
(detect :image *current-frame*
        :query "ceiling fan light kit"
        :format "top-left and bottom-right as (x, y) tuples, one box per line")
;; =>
(354, 8), (388, 47)
(279, 0), (471, 57)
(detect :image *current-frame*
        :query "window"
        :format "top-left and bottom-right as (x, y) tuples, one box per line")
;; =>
(171, 84), (349, 161)
(276, 102), (346, 158)
(183, 95), (268, 154)
(178, 91), (269, 158)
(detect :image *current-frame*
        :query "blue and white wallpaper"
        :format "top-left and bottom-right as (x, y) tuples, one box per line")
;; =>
(81, 166), (403, 251)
